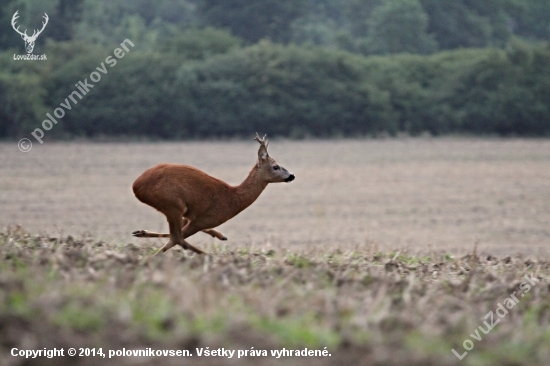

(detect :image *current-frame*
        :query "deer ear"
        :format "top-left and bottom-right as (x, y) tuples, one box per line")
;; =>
(258, 147), (268, 164)
(254, 132), (269, 166)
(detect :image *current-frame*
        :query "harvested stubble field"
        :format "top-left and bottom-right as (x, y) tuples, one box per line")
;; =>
(1, 138), (550, 365)
(1, 228), (549, 366)
(1, 138), (550, 253)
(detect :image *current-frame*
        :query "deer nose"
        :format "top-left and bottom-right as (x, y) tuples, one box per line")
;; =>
(285, 174), (295, 182)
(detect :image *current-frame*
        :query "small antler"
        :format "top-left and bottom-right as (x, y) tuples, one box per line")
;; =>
(254, 132), (269, 149)
(11, 11), (28, 38)
(254, 132), (269, 163)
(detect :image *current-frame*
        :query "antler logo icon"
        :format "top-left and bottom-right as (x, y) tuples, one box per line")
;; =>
(11, 11), (49, 54)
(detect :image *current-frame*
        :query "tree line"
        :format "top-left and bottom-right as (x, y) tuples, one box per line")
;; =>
(1, 0), (549, 140)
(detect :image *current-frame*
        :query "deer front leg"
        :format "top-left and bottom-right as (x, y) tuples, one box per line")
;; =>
(178, 238), (205, 254)
(152, 237), (205, 256)
(150, 209), (205, 256)
(153, 240), (176, 256)
(202, 229), (228, 241)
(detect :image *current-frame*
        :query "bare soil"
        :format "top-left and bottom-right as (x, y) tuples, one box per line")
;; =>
(1, 138), (549, 255)
(0, 228), (549, 366)
(1, 138), (550, 365)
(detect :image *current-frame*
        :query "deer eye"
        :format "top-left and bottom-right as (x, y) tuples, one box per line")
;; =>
(273, 165), (280, 170)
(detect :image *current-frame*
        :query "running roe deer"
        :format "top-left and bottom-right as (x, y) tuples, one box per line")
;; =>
(132, 133), (295, 255)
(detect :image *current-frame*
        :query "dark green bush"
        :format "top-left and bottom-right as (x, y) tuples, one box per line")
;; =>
(2, 39), (549, 140)
(172, 41), (397, 138)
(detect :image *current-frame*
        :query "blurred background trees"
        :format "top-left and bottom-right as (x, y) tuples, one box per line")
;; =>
(361, 0), (437, 55)
(1, 0), (549, 140)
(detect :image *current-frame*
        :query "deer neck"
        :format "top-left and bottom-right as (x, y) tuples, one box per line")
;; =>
(232, 165), (268, 214)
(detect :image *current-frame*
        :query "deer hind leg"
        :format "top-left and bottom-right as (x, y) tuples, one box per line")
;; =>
(152, 211), (180, 256)
(153, 238), (204, 255)
(183, 218), (221, 240)
(133, 230), (169, 238)
(178, 217), (206, 254)
(133, 226), (226, 241)
(133, 213), (191, 239)
(152, 207), (205, 256)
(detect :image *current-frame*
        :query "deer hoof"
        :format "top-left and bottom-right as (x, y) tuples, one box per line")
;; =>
(132, 230), (147, 237)
(221, 236), (228, 241)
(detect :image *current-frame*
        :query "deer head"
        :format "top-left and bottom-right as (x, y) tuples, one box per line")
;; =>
(11, 11), (49, 54)
(255, 133), (295, 183)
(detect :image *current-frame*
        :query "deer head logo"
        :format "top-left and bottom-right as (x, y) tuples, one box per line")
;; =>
(11, 11), (49, 54)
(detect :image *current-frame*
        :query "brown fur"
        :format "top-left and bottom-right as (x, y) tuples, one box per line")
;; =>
(132, 134), (294, 255)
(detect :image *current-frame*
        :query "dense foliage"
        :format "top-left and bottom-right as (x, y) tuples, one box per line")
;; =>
(1, 0), (549, 140)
